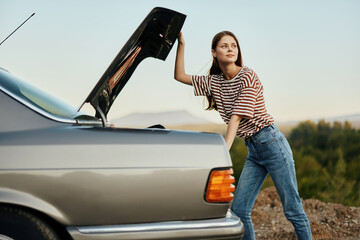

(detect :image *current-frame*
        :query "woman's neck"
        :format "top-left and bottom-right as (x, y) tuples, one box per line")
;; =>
(219, 63), (242, 80)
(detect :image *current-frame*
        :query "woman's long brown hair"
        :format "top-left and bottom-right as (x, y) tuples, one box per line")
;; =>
(206, 31), (243, 110)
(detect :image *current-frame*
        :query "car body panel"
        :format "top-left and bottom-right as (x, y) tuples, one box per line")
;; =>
(1, 122), (232, 226)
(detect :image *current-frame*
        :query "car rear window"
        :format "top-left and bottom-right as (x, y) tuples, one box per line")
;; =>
(0, 69), (79, 119)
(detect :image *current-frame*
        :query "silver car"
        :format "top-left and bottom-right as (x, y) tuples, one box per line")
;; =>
(0, 7), (244, 240)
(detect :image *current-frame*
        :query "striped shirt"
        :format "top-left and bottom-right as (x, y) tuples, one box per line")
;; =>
(191, 66), (274, 138)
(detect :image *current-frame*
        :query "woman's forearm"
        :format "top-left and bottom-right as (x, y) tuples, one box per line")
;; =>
(225, 115), (242, 150)
(174, 32), (192, 85)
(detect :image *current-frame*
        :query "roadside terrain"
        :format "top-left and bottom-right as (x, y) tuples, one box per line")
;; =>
(252, 187), (360, 240)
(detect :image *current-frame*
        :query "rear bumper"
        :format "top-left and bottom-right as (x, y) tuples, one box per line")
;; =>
(67, 210), (244, 240)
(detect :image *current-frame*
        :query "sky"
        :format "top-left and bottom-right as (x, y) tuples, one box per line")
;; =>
(0, 0), (359, 124)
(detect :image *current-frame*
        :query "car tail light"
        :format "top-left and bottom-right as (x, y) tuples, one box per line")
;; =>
(205, 168), (235, 203)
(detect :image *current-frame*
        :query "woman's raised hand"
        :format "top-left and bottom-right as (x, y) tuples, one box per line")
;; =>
(178, 32), (185, 46)
(174, 31), (192, 85)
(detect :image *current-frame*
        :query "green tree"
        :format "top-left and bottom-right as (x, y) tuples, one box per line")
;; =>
(288, 120), (360, 206)
(325, 148), (355, 205)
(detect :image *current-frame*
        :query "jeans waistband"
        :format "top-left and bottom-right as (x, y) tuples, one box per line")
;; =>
(245, 124), (276, 141)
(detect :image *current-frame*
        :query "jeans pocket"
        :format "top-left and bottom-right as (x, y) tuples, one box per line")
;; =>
(254, 128), (276, 145)
(279, 135), (293, 156)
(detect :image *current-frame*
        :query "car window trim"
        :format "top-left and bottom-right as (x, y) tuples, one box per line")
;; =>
(1, 85), (76, 124)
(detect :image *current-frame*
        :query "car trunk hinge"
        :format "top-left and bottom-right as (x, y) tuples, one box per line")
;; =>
(95, 105), (107, 127)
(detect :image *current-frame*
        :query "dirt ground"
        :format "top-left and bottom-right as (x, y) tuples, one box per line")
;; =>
(251, 187), (360, 240)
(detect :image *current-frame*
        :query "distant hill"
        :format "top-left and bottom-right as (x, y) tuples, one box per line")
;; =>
(322, 113), (360, 127)
(277, 113), (360, 132)
(111, 111), (360, 134)
(111, 110), (212, 128)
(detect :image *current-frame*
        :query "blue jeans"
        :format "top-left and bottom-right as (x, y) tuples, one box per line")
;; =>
(231, 124), (312, 240)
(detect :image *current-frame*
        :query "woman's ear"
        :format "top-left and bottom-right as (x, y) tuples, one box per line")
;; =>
(211, 49), (216, 58)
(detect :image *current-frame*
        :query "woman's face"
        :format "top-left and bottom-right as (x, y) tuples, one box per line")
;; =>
(212, 35), (238, 65)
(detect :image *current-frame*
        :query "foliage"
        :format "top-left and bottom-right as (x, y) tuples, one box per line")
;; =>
(229, 120), (360, 206)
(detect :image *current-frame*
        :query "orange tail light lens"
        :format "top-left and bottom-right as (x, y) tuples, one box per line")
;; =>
(205, 168), (235, 203)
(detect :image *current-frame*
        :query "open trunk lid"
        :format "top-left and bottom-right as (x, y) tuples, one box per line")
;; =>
(79, 7), (186, 123)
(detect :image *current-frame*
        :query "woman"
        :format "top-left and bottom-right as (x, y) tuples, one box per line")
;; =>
(174, 31), (312, 240)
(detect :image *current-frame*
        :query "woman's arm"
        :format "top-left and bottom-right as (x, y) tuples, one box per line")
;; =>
(225, 114), (242, 150)
(174, 32), (192, 85)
